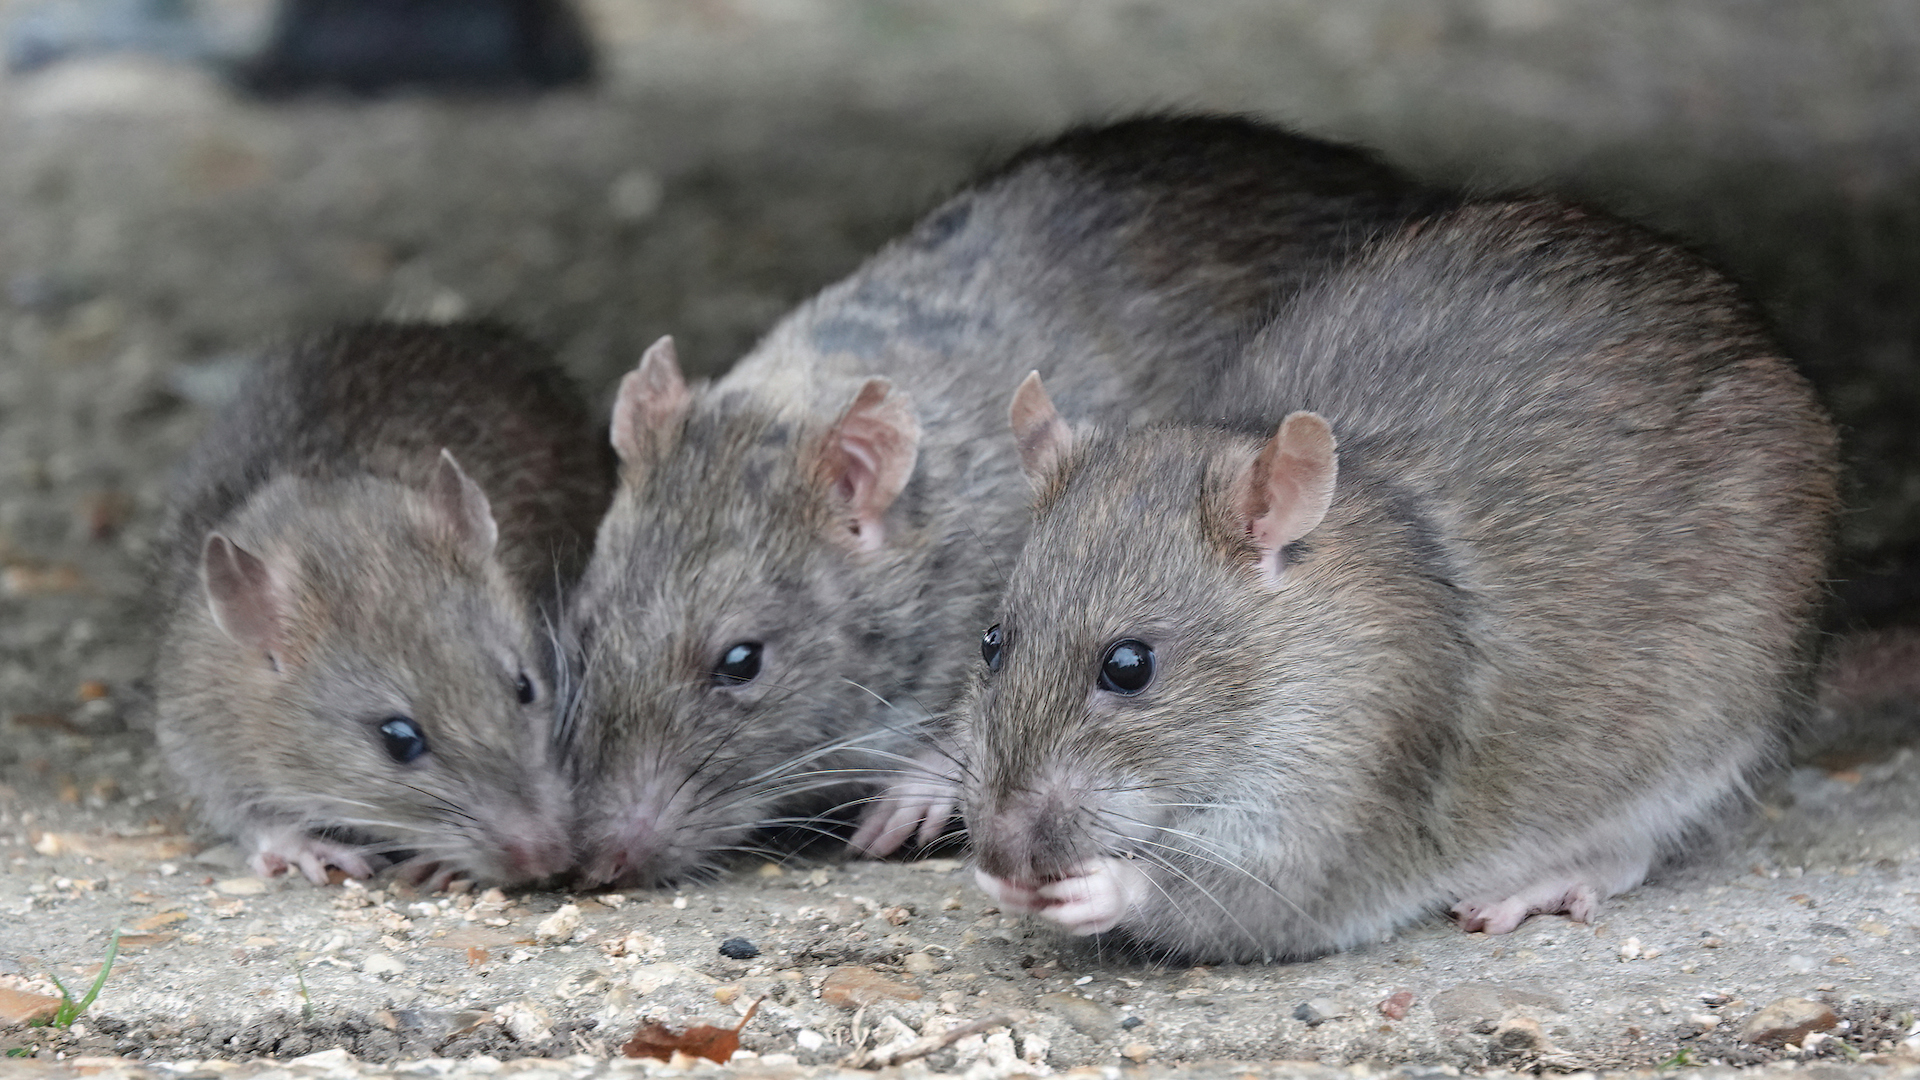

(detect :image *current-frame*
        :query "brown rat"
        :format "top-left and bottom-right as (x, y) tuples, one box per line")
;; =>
(561, 116), (1454, 887)
(964, 198), (1838, 962)
(152, 322), (614, 886)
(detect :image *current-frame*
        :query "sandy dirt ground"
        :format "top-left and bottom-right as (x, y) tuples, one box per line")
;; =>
(1, 1), (1918, 1075)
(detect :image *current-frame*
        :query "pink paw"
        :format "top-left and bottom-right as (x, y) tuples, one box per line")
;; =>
(848, 755), (959, 857)
(975, 868), (1045, 914)
(975, 858), (1148, 936)
(1452, 879), (1602, 935)
(249, 827), (376, 885)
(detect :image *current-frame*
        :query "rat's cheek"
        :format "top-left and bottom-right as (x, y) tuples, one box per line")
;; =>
(1035, 857), (1148, 935)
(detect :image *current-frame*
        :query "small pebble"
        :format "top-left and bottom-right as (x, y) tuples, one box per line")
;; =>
(1121, 1042), (1155, 1063)
(533, 904), (581, 944)
(718, 936), (759, 959)
(1739, 996), (1840, 1045)
(1379, 990), (1414, 1021)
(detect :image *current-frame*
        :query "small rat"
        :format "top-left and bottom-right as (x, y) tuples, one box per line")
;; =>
(152, 322), (615, 886)
(562, 116), (1453, 887)
(965, 198), (1838, 962)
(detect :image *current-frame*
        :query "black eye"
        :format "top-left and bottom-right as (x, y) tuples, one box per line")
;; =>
(1098, 639), (1154, 695)
(378, 716), (429, 764)
(711, 642), (763, 686)
(981, 624), (1005, 672)
(516, 673), (536, 705)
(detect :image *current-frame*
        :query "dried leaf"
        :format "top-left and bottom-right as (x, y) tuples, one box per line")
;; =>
(466, 947), (489, 968)
(622, 996), (763, 1063)
(131, 911), (188, 932)
(9, 712), (80, 734)
(115, 932), (176, 951)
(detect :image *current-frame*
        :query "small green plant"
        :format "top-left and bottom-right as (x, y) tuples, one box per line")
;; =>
(293, 963), (315, 1021)
(5, 1047), (29, 1058)
(36, 929), (121, 1029)
(1656, 1046), (1701, 1070)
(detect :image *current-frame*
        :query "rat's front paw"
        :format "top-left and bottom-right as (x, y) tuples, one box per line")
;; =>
(848, 753), (960, 857)
(974, 868), (1045, 914)
(1452, 878), (1602, 935)
(249, 827), (376, 885)
(1035, 857), (1149, 935)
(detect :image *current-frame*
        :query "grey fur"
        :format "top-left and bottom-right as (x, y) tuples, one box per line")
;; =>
(152, 322), (615, 886)
(964, 199), (1839, 963)
(563, 116), (1450, 886)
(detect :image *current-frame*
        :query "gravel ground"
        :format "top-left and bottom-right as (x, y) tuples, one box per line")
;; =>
(1, 1), (1918, 1075)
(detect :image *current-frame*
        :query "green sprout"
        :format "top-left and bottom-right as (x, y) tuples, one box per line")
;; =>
(293, 963), (314, 1021)
(1656, 1046), (1700, 1070)
(36, 930), (121, 1029)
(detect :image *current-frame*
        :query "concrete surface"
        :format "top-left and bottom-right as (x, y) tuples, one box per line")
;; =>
(1, 0), (1918, 1074)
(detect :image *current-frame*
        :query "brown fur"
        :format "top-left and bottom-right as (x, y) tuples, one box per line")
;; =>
(964, 199), (1839, 962)
(152, 322), (614, 885)
(561, 116), (1453, 886)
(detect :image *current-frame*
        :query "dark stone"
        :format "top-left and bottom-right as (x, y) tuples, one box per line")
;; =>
(718, 937), (760, 960)
(233, 0), (593, 97)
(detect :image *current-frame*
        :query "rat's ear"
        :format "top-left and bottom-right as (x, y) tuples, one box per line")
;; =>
(1009, 371), (1074, 492)
(815, 378), (921, 553)
(429, 449), (500, 560)
(203, 533), (289, 671)
(1234, 411), (1337, 588)
(611, 336), (691, 469)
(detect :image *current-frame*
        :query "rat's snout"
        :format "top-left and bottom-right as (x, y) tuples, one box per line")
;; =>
(502, 837), (571, 881)
(487, 812), (574, 883)
(580, 803), (675, 887)
(968, 782), (1103, 886)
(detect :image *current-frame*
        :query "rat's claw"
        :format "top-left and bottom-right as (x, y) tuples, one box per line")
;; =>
(973, 868), (1044, 914)
(848, 753), (961, 857)
(1034, 857), (1146, 936)
(1451, 878), (1604, 935)
(249, 827), (374, 885)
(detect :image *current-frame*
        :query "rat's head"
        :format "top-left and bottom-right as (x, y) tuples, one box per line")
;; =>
(562, 338), (927, 887)
(961, 375), (1354, 955)
(186, 452), (572, 885)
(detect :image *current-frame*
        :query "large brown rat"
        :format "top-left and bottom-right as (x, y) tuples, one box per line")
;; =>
(965, 199), (1838, 962)
(152, 322), (614, 886)
(562, 116), (1454, 886)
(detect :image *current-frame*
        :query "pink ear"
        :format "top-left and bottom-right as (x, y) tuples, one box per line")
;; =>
(1009, 371), (1073, 490)
(611, 336), (691, 466)
(818, 378), (921, 553)
(429, 449), (499, 558)
(1236, 411), (1337, 587)
(202, 533), (288, 668)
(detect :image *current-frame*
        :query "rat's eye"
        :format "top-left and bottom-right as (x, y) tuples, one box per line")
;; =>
(379, 716), (429, 764)
(980, 624), (1005, 672)
(516, 673), (537, 705)
(1098, 639), (1154, 695)
(711, 642), (763, 686)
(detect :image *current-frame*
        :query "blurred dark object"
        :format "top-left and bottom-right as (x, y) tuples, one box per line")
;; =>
(1829, 537), (1920, 633)
(233, 0), (593, 96)
(5, 0), (210, 73)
